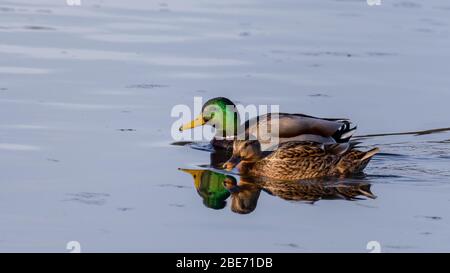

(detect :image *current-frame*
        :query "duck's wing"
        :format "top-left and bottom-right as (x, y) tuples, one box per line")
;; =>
(240, 113), (356, 143)
(262, 141), (354, 162)
(264, 141), (329, 161)
(286, 112), (348, 121)
(277, 113), (357, 142)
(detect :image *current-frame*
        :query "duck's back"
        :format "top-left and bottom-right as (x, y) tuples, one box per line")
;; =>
(242, 113), (354, 145)
(244, 141), (379, 180)
(249, 142), (340, 180)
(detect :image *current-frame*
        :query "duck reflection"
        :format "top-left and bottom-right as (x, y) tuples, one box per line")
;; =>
(224, 177), (261, 214)
(179, 168), (231, 210)
(180, 169), (376, 214)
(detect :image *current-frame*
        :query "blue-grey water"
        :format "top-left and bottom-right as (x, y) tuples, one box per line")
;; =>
(1, 0), (450, 252)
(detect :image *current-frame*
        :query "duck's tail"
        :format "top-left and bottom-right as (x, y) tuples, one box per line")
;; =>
(332, 121), (358, 143)
(336, 147), (380, 175)
(360, 147), (380, 162)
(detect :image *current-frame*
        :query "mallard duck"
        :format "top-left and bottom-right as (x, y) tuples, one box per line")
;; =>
(179, 97), (356, 150)
(223, 140), (379, 180)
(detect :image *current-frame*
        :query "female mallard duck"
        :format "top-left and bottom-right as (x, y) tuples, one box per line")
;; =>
(179, 97), (356, 150)
(223, 140), (379, 180)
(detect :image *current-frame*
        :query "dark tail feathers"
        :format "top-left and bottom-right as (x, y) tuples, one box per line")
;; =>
(332, 121), (357, 143)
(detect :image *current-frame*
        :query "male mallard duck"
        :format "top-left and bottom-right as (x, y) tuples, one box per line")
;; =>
(179, 97), (356, 150)
(223, 140), (379, 180)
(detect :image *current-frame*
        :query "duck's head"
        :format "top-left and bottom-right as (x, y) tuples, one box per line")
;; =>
(179, 97), (239, 137)
(223, 140), (262, 171)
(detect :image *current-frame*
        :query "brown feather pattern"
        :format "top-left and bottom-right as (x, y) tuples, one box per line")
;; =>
(233, 141), (378, 180)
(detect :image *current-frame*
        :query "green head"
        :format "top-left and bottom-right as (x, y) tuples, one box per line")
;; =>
(179, 97), (240, 138)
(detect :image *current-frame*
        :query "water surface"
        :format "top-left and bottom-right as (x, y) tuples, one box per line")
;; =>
(1, 0), (450, 252)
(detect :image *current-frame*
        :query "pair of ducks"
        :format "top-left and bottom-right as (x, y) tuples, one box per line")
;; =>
(179, 97), (379, 181)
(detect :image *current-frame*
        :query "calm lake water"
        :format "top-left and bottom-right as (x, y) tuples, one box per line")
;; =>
(1, 0), (450, 252)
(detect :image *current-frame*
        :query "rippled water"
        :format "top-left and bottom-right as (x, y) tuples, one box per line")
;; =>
(1, 0), (450, 252)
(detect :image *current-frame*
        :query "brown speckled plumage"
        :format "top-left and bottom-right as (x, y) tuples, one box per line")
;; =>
(224, 140), (379, 181)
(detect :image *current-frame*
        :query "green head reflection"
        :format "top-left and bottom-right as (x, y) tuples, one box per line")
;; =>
(179, 169), (233, 210)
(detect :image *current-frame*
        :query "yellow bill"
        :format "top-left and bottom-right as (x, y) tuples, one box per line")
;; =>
(179, 114), (206, 131)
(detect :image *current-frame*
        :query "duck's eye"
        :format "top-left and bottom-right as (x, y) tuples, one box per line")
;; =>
(203, 113), (214, 122)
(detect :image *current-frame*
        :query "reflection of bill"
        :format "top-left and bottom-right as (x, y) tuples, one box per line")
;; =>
(179, 169), (231, 210)
(367, 0), (381, 6)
